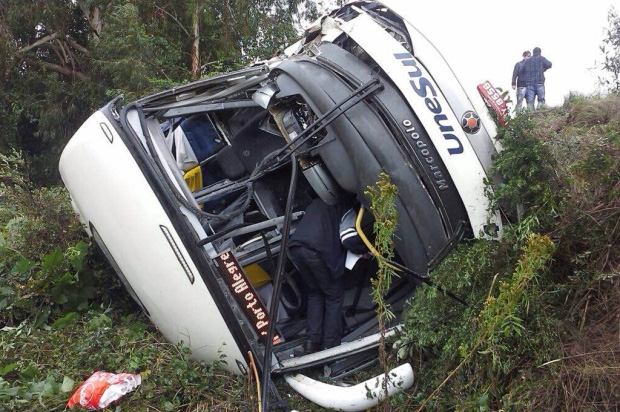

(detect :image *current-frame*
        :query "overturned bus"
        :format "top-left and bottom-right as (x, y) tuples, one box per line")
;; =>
(59, 1), (508, 410)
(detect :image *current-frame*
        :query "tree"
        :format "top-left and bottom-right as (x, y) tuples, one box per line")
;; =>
(196, 0), (304, 74)
(599, 7), (620, 92)
(89, 3), (186, 98)
(0, 0), (100, 184)
(0, 0), (315, 185)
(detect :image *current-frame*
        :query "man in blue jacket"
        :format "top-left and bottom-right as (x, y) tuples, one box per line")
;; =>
(511, 50), (531, 111)
(521, 47), (552, 110)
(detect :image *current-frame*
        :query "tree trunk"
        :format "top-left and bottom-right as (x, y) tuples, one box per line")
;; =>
(191, 6), (200, 80)
(77, 2), (102, 39)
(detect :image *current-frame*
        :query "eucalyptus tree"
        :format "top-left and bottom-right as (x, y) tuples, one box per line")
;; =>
(0, 0), (313, 184)
(0, 0), (98, 183)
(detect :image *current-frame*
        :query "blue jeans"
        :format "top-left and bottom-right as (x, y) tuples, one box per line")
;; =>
(288, 245), (344, 349)
(526, 84), (546, 109)
(516, 87), (527, 110)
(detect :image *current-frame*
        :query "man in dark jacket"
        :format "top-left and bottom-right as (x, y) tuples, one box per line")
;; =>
(511, 50), (531, 111)
(520, 47), (552, 110)
(288, 199), (348, 354)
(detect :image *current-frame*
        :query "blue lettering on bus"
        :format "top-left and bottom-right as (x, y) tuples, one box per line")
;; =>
(395, 53), (463, 155)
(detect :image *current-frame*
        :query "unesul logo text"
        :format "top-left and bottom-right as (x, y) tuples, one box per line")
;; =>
(394, 53), (464, 155)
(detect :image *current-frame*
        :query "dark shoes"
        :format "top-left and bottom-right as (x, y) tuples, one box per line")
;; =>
(294, 341), (322, 357)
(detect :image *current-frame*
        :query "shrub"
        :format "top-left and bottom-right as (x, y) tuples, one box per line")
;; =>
(0, 151), (116, 326)
(486, 111), (559, 234)
(394, 93), (620, 411)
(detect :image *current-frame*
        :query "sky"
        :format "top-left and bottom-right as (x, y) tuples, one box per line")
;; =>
(378, 0), (616, 108)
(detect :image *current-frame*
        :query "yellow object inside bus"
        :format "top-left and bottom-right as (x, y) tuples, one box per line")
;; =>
(244, 263), (271, 288)
(183, 165), (203, 192)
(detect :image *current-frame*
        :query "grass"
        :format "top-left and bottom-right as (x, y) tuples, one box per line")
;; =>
(0, 307), (248, 411)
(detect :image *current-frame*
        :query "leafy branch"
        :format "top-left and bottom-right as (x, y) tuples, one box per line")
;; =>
(365, 172), (398, 410)
(415, 233), (555, 411)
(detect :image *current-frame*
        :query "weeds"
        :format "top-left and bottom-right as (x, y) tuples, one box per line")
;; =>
(1, 152), (88, 326)
(365, 172), (399, 410)
(487, 111), (559, 232)
(394, 93), (620, 411)
(0, 310), (246, 411)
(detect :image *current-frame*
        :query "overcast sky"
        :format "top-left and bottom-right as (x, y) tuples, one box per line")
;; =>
(377, 0), (616, 108)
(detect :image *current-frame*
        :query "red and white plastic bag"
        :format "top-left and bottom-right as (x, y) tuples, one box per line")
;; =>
(67, 371), (141, 410)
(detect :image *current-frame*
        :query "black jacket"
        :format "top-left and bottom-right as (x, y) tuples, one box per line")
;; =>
(511, 60), (527, 88)
(520, 53), (552, 85)
(289, 199), (347, 277)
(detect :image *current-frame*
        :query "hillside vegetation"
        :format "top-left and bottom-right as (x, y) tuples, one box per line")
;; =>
(1, 93), (620, 411)
(396, 93), (620, 411)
